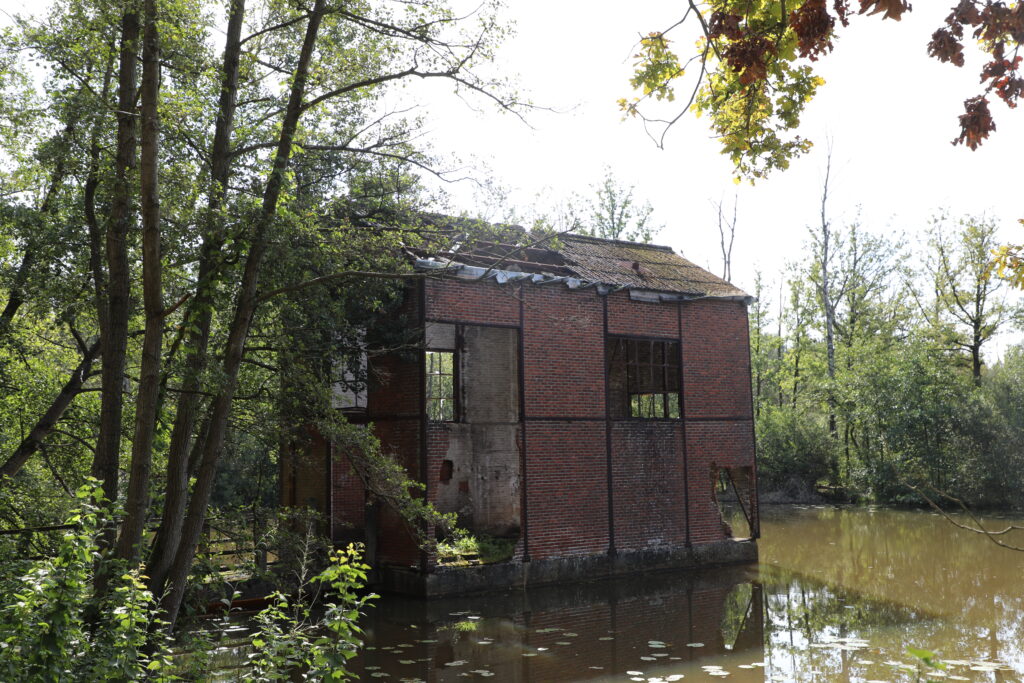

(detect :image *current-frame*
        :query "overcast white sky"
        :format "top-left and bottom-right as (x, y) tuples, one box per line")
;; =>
(408, 1), (1024, 309)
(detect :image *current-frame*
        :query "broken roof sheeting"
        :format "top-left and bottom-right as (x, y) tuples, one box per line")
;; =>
(558, 234), (748, 299)
(411, 231), (750, 302)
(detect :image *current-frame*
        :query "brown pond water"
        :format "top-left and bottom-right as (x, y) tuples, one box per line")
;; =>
(349, 505), (1024, 682)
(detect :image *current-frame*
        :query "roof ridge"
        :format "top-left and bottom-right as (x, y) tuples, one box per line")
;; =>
(563, 232), (675, 253)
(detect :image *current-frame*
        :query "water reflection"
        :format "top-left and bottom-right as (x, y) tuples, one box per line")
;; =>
(355, 506), (1024, 681)
(355, 567), (766, 681)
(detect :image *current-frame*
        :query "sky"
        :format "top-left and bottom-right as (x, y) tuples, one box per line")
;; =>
(2, 0), (1021, 349)
(404, 1), (1024, 313)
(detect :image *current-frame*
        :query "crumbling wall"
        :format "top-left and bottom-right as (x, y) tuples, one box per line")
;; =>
(430, 322), (522, 538)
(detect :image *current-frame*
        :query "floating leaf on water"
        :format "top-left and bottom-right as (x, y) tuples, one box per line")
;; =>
(366, 666), (381, 671)
(562, 632), (578, 637)
(416, 639), (437, 644)
(398, 660), (415, 665)
(476, 640), (493, 645)
(640, 656), (657, 661)
(397, 643), (414, 648)
(555, 641), (572, 646)
(666, 676), (684, 682)
(686, 642), (704, 648)
(537, 647), (548, 651)
(588, 666), (603, 670)
(535, 628), (561, 633)
(648, 640), (667, 648)
(626, 671), (643, 676)
(443, 660), (468, 667)
(630, 678), (644, 682)
(598, 636), (615, 641)
(370, 674), (390, 679)
(470, 671), (493, 676)
(669, 657), (681, 660)
(522, 653), (537, 657)
(738, 665), (753, 669)
(651, 652), (668, 657)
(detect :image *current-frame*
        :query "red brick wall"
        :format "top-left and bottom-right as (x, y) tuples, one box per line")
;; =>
(324, 276), (757, 566)
(524, 422), (608, 559)
(425, 278), (518, 326)
(611, 422), (687, 550)
(681, 299), (753, 418)
(607, 290), (678, 338)
(686, 421), (755, 544)
(522, 285), (604, 419)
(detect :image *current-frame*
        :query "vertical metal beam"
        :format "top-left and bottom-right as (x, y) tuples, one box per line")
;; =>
(603, 294), (616, 556)
(518, 284), (530, 562)
(418, 279), (429, 572)
(743, 307), (761, 539)
(325, 437), (333, 544)
(678, 301), (691, 547)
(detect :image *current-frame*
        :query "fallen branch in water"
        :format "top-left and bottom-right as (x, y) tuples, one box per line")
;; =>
(904, 481), (1024, 552)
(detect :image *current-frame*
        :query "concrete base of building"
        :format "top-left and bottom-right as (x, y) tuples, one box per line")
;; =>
(373, 538), (758, 598)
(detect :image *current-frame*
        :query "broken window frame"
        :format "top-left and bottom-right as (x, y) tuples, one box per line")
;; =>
(607, 336), (682, 419)
(425, 349), (458, 422)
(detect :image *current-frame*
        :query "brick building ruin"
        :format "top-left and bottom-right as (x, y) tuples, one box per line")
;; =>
(281, 233), (759, 595)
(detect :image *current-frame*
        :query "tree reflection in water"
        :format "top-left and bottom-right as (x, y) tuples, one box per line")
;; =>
(343, 505), (1023, 682)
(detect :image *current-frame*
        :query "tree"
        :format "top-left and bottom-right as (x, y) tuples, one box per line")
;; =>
(577, 168), (658, 243)
(925, 215), (1018, 385)
(623, 1), (1021, 180)
(0, 0), (520, 631)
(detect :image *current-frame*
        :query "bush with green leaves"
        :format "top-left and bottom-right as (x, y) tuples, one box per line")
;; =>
(0, 481), (375, 681)
(0, 481), (174, 681)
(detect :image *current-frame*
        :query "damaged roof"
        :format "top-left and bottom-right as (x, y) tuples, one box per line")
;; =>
(557, 234), (748, 300)
(411, 230), (750, 302)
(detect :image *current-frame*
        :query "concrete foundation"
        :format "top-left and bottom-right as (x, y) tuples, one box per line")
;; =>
(374, 538), (758, 597)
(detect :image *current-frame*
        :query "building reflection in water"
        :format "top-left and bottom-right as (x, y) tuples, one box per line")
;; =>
(354, 566), (765, 682)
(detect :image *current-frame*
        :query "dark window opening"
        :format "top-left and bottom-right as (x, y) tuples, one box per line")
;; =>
(607, 337), (680, 418)
(426, 350), (456, 421)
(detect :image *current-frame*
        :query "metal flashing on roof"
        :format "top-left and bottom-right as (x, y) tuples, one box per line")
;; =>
(411, 231), (752, 304)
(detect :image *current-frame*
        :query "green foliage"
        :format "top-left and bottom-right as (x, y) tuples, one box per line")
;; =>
(0, 481), (174, 681)
(0, 483), (376, 681)
(753, 213), (1023, 507)
(436, 533), (515, 566)
(247, 545), (375, 682)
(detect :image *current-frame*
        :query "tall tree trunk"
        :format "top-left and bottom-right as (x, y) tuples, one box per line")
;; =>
(116, 0), (162, 563)
(0, 340), (101, 481)
(159, 0), (326, 628)
(147, 0), (246, 594)
(91, 5), (139, 509)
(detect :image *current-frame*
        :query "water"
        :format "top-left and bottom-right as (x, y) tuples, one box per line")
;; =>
(352, 505), (1024, 681)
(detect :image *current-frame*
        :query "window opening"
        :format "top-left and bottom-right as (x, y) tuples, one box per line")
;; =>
(608, 337), (680, 418)
(426, 350), (456, 421)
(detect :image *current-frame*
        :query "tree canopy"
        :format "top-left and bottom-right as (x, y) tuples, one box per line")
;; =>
(623, 1), (1021, 180)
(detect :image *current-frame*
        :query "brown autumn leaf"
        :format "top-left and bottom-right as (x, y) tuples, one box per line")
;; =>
(790, 0), (836, 60)
(708, 11), (744, 40)
(722, 34), (775, 85)
(833, 0), (852, 27)
(928, 28), (965, 67)
(859, 0), (911, 21)
(953, 95), (995, 149)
